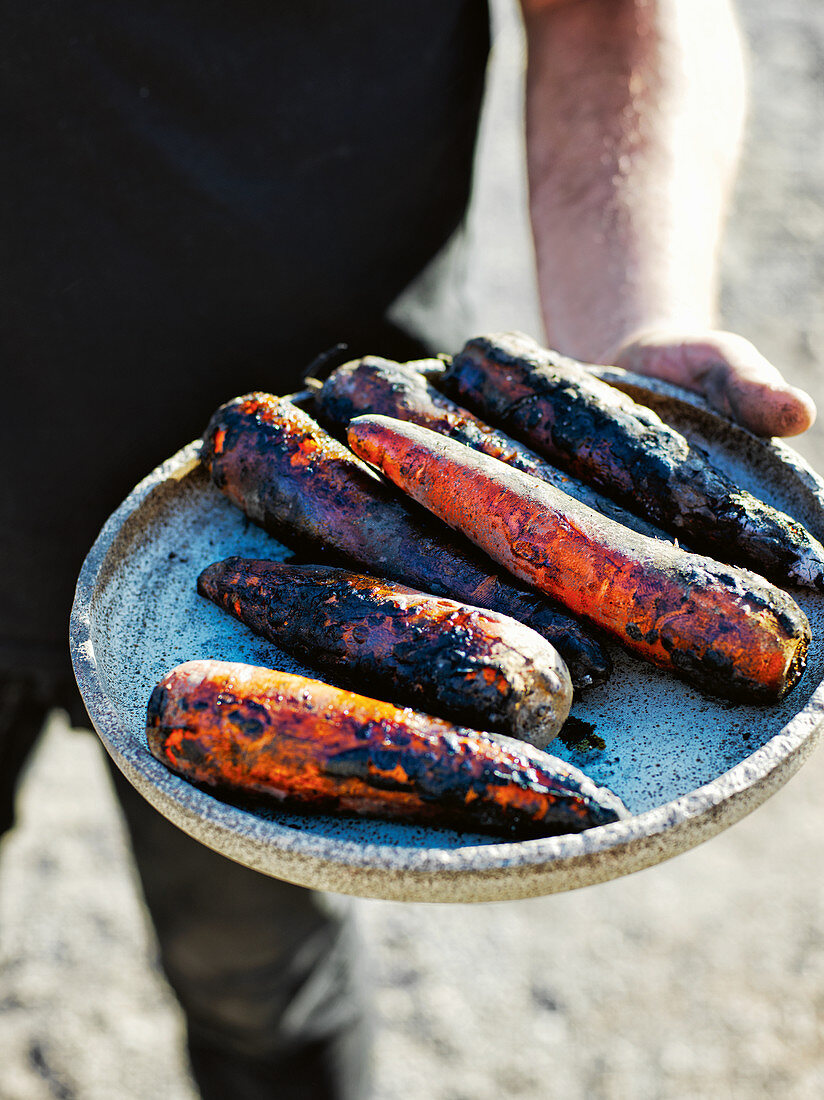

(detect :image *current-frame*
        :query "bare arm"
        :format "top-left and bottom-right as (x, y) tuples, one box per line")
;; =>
(520, 0), (815, 436)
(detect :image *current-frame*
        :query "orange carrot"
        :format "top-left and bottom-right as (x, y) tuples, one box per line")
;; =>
(347, 415), (810, 703)
(198, 558), (573, 748)
(147, 661), (627, 838)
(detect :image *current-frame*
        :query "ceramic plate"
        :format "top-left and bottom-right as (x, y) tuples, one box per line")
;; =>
(70, 377), (824, 902)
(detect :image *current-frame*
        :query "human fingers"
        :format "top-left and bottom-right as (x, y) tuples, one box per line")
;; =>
(611, 330), (816, 437)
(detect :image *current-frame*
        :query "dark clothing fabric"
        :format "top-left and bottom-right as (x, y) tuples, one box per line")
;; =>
(1, 0), (489, 674)
(2, 5), (491, 1095)
(110, 763), (372, 1100)
(0, 673), (88, 836)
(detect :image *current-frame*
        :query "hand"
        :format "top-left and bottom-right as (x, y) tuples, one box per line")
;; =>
(607, 329), (817, 438)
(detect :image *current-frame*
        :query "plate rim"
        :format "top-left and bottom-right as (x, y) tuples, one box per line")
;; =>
(70, 432), (824, 902)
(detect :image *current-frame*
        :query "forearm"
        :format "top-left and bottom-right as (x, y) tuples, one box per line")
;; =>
(522, 0), (747, 362)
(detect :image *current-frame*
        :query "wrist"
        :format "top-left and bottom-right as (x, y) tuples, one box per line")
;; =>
(597, 320), (716, 366)
(542, 303), (716, 366)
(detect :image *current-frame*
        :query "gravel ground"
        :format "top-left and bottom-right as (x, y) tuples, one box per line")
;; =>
(2, 2), (824, 1098)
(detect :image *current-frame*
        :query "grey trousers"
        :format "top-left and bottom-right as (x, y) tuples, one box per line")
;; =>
(0, 674), (372, 1100)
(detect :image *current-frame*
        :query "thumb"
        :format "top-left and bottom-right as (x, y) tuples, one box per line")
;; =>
(611, 330), (816, 438)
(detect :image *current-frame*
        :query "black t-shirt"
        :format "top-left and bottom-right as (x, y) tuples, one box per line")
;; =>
(1, 0), (489, 674)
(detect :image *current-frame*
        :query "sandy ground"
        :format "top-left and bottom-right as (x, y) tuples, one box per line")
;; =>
(2, 2), (824, 1098)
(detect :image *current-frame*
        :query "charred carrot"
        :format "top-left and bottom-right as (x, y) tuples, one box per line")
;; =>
(198, 558), (573, 748)
(347, 415), (810, 703)
(316, 355), (669, 541)
(147, 660), (627, 837)
(201, 393), (610, 689)
(439, 332), (824, 590)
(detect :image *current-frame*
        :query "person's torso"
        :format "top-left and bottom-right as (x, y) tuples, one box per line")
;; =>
(1, 0), (489, 670)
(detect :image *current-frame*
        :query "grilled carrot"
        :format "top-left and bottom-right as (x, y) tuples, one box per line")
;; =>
(316, 355), (669, 541)
(347, 415), (810, 703)
(201, 393), (610, 689)
(439, 332), (824, 590)
(147, 660), (627, 837)
(198, 558), (573, 748)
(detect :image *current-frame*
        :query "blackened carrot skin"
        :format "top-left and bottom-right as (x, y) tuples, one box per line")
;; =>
(201, 393), (610, 689)
(316, 355), (669, 541)
(440, 332), (824, 591)
(347, 415), (810, 703)
(147, 661), (627, 837)
(198, 558), (573, 748)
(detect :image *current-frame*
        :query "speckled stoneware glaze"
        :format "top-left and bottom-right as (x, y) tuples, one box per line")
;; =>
(70, 375), (824, 903)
